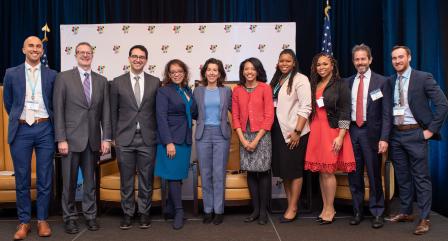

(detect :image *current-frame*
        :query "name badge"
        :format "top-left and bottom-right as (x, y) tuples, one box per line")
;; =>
(316, 97), (325, 108)
(370, 89), (383, 101)
(25, 101), (39, 111)
(393, 106), (405, 116)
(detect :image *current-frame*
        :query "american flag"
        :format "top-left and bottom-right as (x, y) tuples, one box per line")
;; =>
(41, 23), (50, 67)
(321, 0), (333, 55)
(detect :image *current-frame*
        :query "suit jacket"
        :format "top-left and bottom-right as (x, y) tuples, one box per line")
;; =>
(156, 83), (198, 145)
(3, 63), (57, 144)
(193, 86), (232, 140)
(390, 69), (448, 140)
(53, 68), (111, 152)
(346, 71), (392, 147)
(110, 72), (160, 146)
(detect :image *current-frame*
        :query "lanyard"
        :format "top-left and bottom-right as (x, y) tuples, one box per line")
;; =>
(26, 68), (39, 100)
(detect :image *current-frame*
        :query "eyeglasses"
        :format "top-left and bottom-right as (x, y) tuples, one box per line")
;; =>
(77, 51), (93, 56)
(130, 55), (147, 60)
(169, 71), (185, 76)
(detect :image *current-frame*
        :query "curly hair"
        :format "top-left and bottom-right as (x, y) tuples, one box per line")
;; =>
(162, 59), (190, 87)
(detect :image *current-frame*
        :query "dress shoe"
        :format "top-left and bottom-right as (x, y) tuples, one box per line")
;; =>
(13, 223), (31, 240)
(37, 220), (52, 237)
(279, 215), (297, 223)
(414, 219), (430, 235)
(349, 213), (363, 225)
(203, 213), (214, 224)
(86, 219), (100, 231)
(386, 213), (414, 222)
(244, 215), (259, 223)
(139, 214), (151, 229)
(371, 216), (384, 229)
(258, 214), (268, 225)
(64, 220), (79, 234)
(213, 214), (224, 225)
(315, 216), (322, 222)
(120, 215), (133, 230)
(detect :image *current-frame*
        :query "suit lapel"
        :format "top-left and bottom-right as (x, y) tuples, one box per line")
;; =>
(366, 73), (376, 110)
(40, 66), (49, 107)
(219, 87), (225, 115)
(18, 64), (26, 107)
(391, 74), (397, 104)
(199, 87), (205, 119)
(407, 70), (415, 104)
(125, 73), (139, 109)
(140, 74), (150, 108)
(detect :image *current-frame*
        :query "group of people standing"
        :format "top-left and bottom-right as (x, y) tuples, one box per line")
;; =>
(3, 35), (447, 240)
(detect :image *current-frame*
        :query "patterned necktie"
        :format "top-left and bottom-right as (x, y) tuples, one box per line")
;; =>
(83, 72), (91, 105)
(397, 75), (405, 124)
(25, 67), (37, 125)
(134, 76), (141, 107)
(355, 74), (364, 127)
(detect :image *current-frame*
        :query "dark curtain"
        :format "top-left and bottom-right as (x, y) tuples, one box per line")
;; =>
(1, 0), (447, 216)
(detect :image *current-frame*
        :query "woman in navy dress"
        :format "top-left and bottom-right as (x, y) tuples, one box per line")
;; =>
(155, 59), (197, 230)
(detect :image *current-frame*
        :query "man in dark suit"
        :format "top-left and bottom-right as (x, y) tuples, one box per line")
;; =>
(387, 45), (448, 235)
(346, 44), (392, 229)
(53, 42), (111, 234)
(3, 36), (57, 240)
(110, 45), (159, 230)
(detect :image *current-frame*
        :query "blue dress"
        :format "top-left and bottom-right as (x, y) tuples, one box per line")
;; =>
(155, 84), (195, 180)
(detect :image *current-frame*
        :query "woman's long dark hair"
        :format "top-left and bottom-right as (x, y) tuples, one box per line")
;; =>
(270, 49), (300, 95)
(309, 52), (341, 120)
(238, 57), (267, 86)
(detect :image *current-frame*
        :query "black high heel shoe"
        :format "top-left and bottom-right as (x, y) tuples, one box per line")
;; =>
(244, 215), (259, 223)
(319, 212), (336, 225)
(315, 216), (322, 222)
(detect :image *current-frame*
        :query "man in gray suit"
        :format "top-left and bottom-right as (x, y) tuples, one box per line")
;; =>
(53, 42), (111, 234)
(110, 45), (159, 230)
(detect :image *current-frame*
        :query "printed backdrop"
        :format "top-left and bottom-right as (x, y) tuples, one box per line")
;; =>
(60, 22), (296, 82)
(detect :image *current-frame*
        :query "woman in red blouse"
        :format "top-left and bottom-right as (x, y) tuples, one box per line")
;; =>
(232, 57), (274, 225)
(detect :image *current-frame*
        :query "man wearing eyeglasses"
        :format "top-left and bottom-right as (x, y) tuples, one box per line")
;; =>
(53, 42), (111, 234)
(110, 45), (160, 230)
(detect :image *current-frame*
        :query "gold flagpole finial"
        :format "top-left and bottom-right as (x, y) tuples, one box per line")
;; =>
(324, 0), (331, 19)
(41, 23), (50, 42)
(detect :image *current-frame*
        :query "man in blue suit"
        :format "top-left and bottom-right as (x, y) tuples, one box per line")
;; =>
(387, 45), (448, 235)
(3, 36), (57, 240)
(346, 44), (392, 229)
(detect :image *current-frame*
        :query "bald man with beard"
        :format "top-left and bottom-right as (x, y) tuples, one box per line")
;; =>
(3, 36), (57, 240)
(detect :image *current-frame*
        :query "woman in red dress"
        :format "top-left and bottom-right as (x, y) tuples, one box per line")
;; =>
(305, 53), (356, 224)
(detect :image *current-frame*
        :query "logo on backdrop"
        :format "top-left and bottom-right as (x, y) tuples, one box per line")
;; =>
(65, 46), (73, 55)
(224, 25), (232, 33)
(186, 45), (194, 53)
(97, 26), (105, 34)
(97, 65), (105, 74)
(148, 65), (156, 74)
(173, 25), (181, 34)
(234, 44), (242, 52)
(275, 24), (283, 32)
(210, 45), (218, 53)
(147, 25), (156, 34)
(71, 26), (79, 35)
(113, 45), (120, 54)
(258, 44), (266, 52)
(92, 46), (97, 54)
(198, 25), (206, 33)
(225, 64), (232, 73)
(282, 44), (290, 50)
(122, 25), (130, 34)
(122, 65), (130, 73)
(249, 25), (257, 33)
(161, 45), (169, 53)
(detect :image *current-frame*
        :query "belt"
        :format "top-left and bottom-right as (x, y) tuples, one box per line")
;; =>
(19, 118), (49, 125)
(394, 124), (420, 131)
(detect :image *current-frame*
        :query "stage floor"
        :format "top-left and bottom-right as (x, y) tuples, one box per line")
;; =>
(1, 198), (447, 241)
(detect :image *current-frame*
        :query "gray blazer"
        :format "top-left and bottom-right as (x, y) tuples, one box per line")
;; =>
(53, 68), (111, 152)
(110, 72), (160, 146)
(193, 86), (232, 140)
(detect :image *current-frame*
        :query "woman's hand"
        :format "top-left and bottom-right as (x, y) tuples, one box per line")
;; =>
(246, 139), (259, 152)
(332, 136), (343, 154)
(166, 143), (176, 159)
(287, 132), (301, 150)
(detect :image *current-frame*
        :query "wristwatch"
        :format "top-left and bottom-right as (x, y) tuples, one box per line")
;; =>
(294, 129), (301, 135)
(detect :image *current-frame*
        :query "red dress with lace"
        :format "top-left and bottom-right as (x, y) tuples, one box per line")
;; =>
(304, 86), (356, 173)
